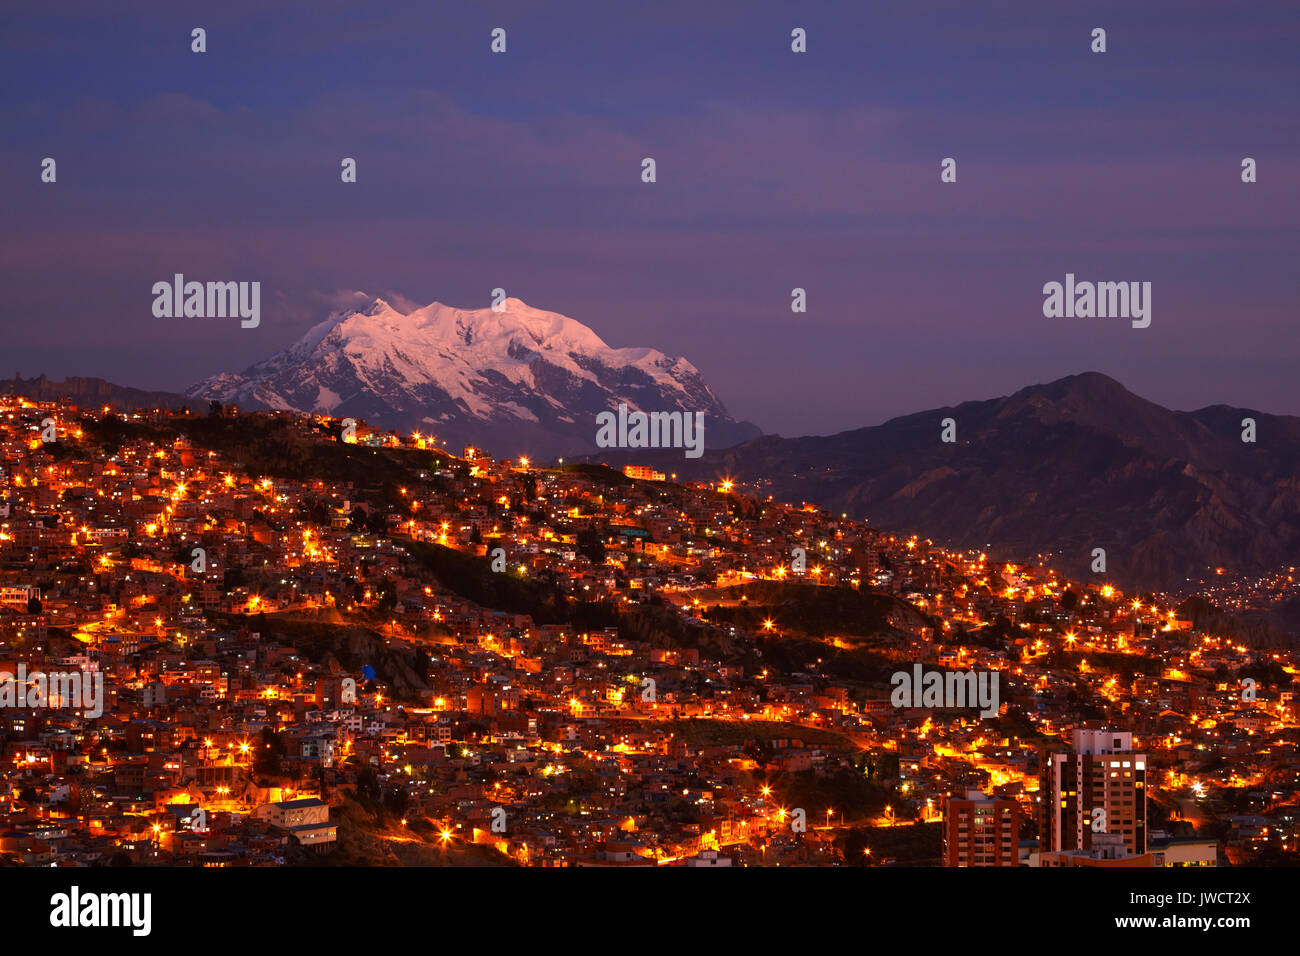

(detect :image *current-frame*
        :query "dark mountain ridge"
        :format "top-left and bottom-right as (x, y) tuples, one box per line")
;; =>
(6, 374), (208, 414)
(615, 372), (1300, 591)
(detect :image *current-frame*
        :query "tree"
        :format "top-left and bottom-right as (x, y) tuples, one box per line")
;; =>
(253, 727), (286, 779)
(877, 752), (901, 782)
(413, 647), (431, 680)
(356, 766), (380, 802)
(383, 787), (410, 818)
(348, 507), (369, 532)
(742, 739), (774, 767)
(576, 527), (606, 565)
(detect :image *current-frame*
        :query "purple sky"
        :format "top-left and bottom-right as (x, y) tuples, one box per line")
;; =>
(2, 0), (1298, 436)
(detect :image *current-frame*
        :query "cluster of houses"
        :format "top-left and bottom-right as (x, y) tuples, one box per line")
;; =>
(0, 393), (1297, 866)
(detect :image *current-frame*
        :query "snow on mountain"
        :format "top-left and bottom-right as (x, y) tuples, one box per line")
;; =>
(188, 296), (760, 456)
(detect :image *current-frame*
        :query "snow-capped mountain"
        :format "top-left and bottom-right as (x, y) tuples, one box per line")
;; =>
(189, 296), (761, 457)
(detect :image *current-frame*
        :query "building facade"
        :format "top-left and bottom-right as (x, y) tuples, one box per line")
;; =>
(943, 789), (1020, 866)
(1043, 729), (1147, 857)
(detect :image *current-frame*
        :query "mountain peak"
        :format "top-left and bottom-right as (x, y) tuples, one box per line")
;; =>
(189, 294), (761, 456)
(992, 371), (1198, 455)
(361, 296), (395, 316)
(1041, 371), (1130, 400)
(995, 371), (1145, 419)
(1057, 370), (1124, 389)
(1008, 371), (1131, 407)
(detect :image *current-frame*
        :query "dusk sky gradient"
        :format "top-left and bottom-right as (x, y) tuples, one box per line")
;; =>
(3, 0), (1298, 437)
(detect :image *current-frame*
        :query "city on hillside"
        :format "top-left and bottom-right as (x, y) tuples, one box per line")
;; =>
(0, 394), (1297, 867)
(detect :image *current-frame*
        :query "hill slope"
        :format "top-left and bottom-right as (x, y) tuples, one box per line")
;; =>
(660, 372), (1300, 589)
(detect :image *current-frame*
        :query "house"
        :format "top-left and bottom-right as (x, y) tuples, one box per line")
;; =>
(253, 797), (336, 851)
